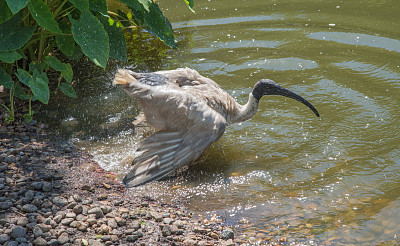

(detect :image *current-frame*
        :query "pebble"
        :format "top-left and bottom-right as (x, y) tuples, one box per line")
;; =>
(32, 236), (47, 246)
(221, 229), (234, 240)
(0, 123), (246, 246)
(31, 182), (43, 190)
(0, 234), (10, 244)
(52, 196), (67, 207)
(88, 207), (104, 218)
(11, 225), (26, 239)
(22, 204), (38, 213)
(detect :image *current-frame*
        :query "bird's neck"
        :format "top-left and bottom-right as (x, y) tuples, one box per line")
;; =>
(230, 93), (259, 123)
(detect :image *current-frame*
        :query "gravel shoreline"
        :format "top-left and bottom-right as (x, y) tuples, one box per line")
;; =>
(0, 110), (245, 246)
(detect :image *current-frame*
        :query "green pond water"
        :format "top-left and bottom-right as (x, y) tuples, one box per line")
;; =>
(40, 0), (400, 244)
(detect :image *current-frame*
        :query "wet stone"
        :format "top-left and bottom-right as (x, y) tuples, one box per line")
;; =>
(31, 182), (43, 190)
(33, 236), (47, 246)
(11, 225), (26, 239)
(126, 235), (138, 242)
(57, 232), (69, 244)
(22, 204), (38, 213)
(52, 196), (67, 207)
(47, 239), (58, 246)
(0, 201), (13, 210)
(16, 217), (29, 226)
(221, 229), (234, 240)
(0, 234), (10, 244)
(25, 190), (35, 200)
(88, 207), (104, 218)
(41, 182), (52, 192)
(73, 205), (83, 214)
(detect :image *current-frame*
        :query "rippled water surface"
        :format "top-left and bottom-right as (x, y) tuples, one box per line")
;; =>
(40, 0), (400, 244)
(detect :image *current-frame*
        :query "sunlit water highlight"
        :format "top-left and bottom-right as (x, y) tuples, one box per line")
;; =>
(40, 0), (400, 244)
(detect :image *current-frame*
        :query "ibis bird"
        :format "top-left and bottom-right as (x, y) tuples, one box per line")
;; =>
(113, 68), (319, 187)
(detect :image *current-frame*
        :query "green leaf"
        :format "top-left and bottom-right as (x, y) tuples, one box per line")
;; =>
(29, 76), (49, 104)
(0, 0), (13, 23)
(70, 10), (109, 68)
(0, 50), (24, 63)
(27, 0), (62, 34)
(45, 56), (67, 71)
(45, 57), (74, 82)
(29, 61), (48, 73)
(6, 0), (29, 14)
(89, 0), (108, 16)
(124, 0), (177, 48)
(16, 68), (31, 86)
(68, 0), (89, 11)
(14, 83), (29, 100)
(0, 12), (35, 51)
(97, 15), (127, 61)
(0, 66), (13, 89)
(59, 82), (77, 98)
(183, 0), (195, 13)
(56, 21), (75, 56)
(62, 64), (73, 83)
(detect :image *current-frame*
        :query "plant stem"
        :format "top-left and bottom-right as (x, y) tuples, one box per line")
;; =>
(53, 0), (69, 19)
(37, 28), (47, 62)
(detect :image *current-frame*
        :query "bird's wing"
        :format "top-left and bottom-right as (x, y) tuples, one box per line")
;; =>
(155, 67), (222, 88)
(123, 107), (226, 187)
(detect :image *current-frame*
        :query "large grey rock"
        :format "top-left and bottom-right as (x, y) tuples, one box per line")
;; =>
(11, 225), (26, 239)
(0, 201), (12, 209)
(221, 228), (234, 240)
(33, 236), (47, 246)
(52, 196), (68, 207)
(22, 204), (38, 213)
(0, 234), (10, 244)
(88, 207), (104, 219)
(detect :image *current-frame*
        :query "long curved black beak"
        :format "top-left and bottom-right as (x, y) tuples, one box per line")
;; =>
(272, 86), (320, 117)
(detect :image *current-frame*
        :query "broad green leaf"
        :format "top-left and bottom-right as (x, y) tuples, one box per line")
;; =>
(138, 0), (151, 12)
(0, 66), (13, 89)
(45, 56), (73, 82)
(6, 0), (29, 14)
(120, 0), (145, 25)
(62, 64), (73, 83)
(97, 15), (127, 61)
(28, 76), (49, 104)
(68, 0), (89, 11)
(183, 0), (195, 13)
(59, 82), (77, 98)
(45, 56), (67, 71)
(33, 69), (49, 84)
(89, 0), (108, 16)
(0, 12), (35, 51)
(67, 45), (83, 61)
(56, 21), (75, 56)
(16, 68), (31, 86)
(28, 0), (62, 34)
(0, 0), (13, 23)
(14, 83), (30, 100)
(144, 2), (176, 49)
(0, 50), (24, 63)
(29, 61), (48, 73)
(125, 0), (176, 48)
(70, 10), (109, 68)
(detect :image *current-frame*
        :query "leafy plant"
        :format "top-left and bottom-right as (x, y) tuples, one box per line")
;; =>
(0, 0), (194, 123)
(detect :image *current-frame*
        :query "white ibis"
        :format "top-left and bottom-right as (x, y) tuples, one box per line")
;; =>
(113, 68), (319, 187)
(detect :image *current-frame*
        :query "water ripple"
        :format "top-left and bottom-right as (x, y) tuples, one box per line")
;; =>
(307, 32), (400, 52)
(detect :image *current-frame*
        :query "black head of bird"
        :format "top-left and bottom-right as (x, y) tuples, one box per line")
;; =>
(252, 79), (320, 117)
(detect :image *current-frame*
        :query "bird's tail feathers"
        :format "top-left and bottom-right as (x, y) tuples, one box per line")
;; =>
(113, 69), (138, 85)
